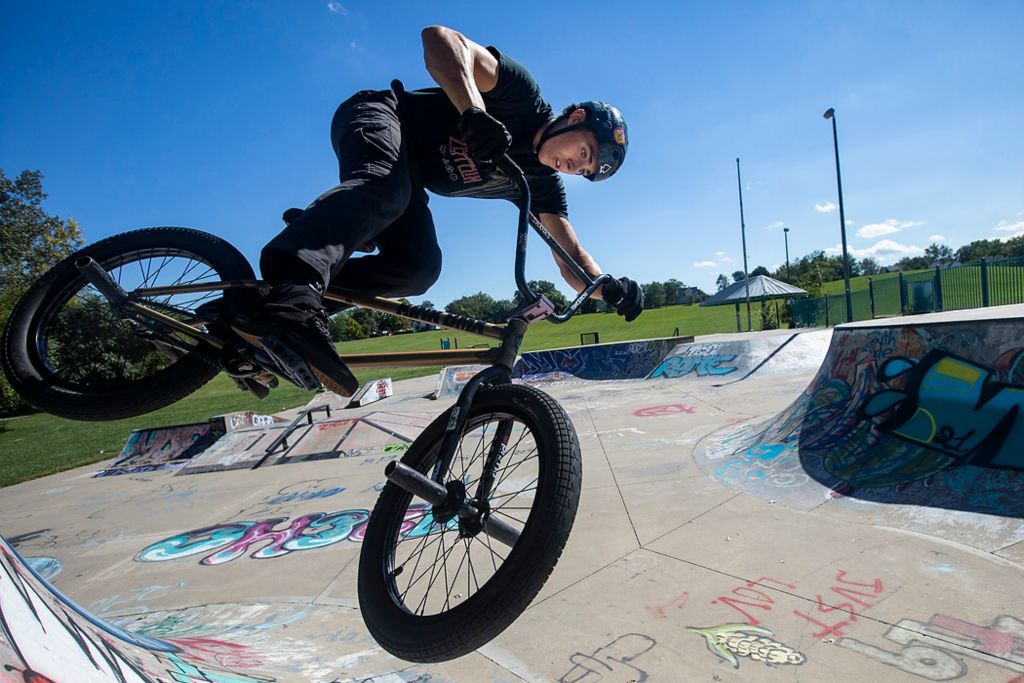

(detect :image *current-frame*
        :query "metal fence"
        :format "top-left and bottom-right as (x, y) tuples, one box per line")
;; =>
(791, 256), (1024, 327)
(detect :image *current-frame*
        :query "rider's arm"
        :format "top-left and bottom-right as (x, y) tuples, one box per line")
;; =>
(537, 213), (607, 299)
(421, 26), (499, 113)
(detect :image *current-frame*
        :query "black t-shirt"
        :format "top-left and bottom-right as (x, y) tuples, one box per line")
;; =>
(402, 47), (568, 218)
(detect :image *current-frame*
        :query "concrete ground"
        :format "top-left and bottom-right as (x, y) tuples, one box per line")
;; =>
(2, 365), (1022, 682)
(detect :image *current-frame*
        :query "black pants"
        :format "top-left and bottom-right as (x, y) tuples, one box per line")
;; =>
(260, 88), (442, 299)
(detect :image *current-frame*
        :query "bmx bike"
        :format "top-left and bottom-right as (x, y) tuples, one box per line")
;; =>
(1, 157), (610, 662)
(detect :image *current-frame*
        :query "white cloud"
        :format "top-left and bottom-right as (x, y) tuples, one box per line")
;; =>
(327, 1), (348, 14)
(720, 256), (733, 262)
(856, 219), (923, 239)
(995, 220), (1024, 233)
(929, 234), (946, 242)
(815, 202), (837, 213)
(693, 261), (717, 268)
(715, 251), (727, 257)
(766, 221), (784, 230)
(825, 239), (924, 263)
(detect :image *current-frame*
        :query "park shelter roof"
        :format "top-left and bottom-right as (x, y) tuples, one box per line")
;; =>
(700, 275), (808, 307)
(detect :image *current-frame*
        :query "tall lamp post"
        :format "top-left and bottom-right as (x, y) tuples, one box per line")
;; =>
(783, 227), (792, 280)
(824, 107), (853, 323)
(735, 158), (752, 332)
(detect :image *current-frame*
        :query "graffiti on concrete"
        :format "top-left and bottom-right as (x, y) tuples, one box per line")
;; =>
(633, 404), (696, 417)
(93, 582), (186, 617)
(96, 421), (225, 476)
(696, 328), (1024, 516)
(862, 350), (1024, 469)
(837, 612), (1024, 680)
(23, 556), (62, 581)
(136, 504), (452, 566)
(711, 571), (884, 639)
(261, 479), (347, 506)
(645, 592), (688, 619)
(650, 343), (739, 378)
(0, 539), (272, 682)
(712, 444), (811, 490)
(688, 623), (806, 668)
(559, 633), (657, 682)
(516, 338), (683, 381)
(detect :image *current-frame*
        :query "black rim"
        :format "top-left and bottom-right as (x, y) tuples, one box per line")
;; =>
(382, 409), (542, 617)
(31, 246), (226, 390)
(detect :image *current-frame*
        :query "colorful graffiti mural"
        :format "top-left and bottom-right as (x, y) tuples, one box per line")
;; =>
(694, 322), (1024, 518)
(136, 504), (452, 566)
(649, 343), (739, 378)
(514, 337), (687, 381)
(861, 350), (1024, 469)
(0, 537), (272, 682)
(96, 421), (225, 477)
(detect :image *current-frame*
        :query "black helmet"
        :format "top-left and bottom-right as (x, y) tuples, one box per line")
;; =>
(538, 101), (628, 182)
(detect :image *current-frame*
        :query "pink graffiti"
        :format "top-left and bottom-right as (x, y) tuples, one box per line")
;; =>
(633, 404), (696, 417)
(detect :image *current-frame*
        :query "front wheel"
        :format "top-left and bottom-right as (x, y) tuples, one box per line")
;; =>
(2, 227), (254, 420)
(358, 383), (582, 662)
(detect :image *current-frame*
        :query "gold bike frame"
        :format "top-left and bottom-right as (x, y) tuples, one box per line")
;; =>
(130, 280), (508, 369)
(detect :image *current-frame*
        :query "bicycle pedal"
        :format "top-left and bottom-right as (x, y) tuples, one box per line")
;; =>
(259, 335), (322, 392)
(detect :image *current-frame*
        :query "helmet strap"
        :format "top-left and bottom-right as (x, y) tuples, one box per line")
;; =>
(535, 117), (587, 154)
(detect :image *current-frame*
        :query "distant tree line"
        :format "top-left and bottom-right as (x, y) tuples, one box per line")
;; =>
(717, 236), (1024, 298)
(329, 278), (711, 340)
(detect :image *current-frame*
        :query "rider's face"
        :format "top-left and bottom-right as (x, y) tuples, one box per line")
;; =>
(536, 109), (599, 177)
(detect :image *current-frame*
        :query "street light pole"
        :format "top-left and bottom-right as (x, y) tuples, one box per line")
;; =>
(824, 107), (853, 323)
(783, 227), (791, 281)
(735, 157), (752, 331)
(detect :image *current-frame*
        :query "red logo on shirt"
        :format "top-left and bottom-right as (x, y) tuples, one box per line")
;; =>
(448, 137), (482, 184)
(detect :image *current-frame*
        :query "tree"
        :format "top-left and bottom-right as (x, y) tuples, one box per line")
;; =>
(860, 257), (881, 276)
(715, 274), (729, 292)
(955, 239), (1004, 264)
(642, 282), (666, 309)
(750, 265), (770, 277)
(511, 280), (569, 313)
(350, 307), (380, 337)
(731, 270), (746, 284)
(330, 314), (365, 341)
(447, 292), (503, 322)
(924, 242), (954, 266)
(662, 279), (683, 305)
(892, 255), (931, 271)
(1, 169), (83, 415)
(377, 298), (414, 334)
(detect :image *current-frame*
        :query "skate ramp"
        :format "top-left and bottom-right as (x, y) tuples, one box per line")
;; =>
(513, 335), (693, 382)
(695, 306), (1024, 527)
(647, 329), (832, 383)
(0, 535), (276, 682)
(94, 421), (225, 477)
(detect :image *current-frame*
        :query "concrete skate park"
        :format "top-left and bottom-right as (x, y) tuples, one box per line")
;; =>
(2, 307), (1023, 682)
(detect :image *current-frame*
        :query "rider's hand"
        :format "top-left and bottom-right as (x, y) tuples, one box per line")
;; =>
(601, 276), (644, 322)
(458, 107), (512, 162)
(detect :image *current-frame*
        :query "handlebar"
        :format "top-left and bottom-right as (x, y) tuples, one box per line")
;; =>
(497, 155), (612, 324)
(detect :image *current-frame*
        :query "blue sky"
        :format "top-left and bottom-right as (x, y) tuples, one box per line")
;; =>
(2, 1), (1022, 306)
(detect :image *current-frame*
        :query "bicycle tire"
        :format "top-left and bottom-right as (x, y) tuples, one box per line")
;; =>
(358, 383), (582, 662)
(2, 227), (254, 421)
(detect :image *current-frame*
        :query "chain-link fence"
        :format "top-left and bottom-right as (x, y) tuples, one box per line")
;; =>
(791, 257), (1024, 327)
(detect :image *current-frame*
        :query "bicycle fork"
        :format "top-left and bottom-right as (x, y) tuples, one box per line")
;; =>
(384, 318), (528, 549)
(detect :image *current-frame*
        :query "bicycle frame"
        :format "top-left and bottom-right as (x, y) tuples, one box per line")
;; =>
(76, 156), (607, 547)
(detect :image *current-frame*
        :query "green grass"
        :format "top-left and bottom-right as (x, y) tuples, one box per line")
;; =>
(0, 301), (767, 488)
(820, 269), (931, 295)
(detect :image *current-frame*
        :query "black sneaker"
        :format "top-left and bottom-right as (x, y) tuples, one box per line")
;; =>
(231, 288), (358, 396)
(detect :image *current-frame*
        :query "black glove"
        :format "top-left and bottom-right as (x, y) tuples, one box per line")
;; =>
(601, 276), (644, 322)
(457, 106), (512, 162)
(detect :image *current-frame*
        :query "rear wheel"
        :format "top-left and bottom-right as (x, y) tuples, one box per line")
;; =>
(2, 227), (254, 420)
(358, 383), (582, 662)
